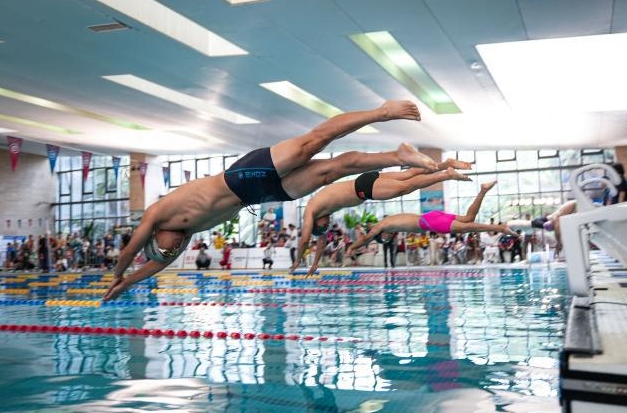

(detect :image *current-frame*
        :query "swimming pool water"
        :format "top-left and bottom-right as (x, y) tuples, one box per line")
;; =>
(0, 266), (568, 412)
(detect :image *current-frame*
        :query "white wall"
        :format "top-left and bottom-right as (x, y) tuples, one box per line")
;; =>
(0, 149), (56, 236)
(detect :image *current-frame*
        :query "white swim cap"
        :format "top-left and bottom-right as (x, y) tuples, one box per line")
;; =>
(144, 232), (180, 262)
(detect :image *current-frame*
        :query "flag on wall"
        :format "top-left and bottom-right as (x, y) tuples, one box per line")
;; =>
(162, 165), (170, 187)
(139, 162), (148, 188)
(81, 151), (92, 182)
(7, 136), (22, 172)
(184, 170), (191, 183)
(45, 144), (60, 174)
(112, 156), (121, 184)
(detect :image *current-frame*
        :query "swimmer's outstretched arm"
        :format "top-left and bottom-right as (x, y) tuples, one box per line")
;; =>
(290, 211), (316, 273)
(113, 212), (156, 279)
(347, 230), (379, 256)
(306, 236), (328, 277)
(103, 260), (170, 302)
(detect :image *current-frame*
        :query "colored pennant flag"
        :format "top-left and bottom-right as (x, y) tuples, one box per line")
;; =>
(139, 162), (148, 188)
(112, 156), (121, 184)
(45, 144), (60, 174)
(162, 165), (170, 187)
(81, 151), (92, 182)
(184, 170), (191, 183)
(7, 136), (22, 172)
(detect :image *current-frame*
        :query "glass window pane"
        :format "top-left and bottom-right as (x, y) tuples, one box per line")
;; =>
(496, 172), (518, 194)
(196, 158), (209, 177)
(475, 151), (496, 173)
(71, 171), (82, 202)
(538, 169), (561, 192)
(182, 159), (195, 180)
(518, 171), (540, 193)
(170, 161), (182, 187)
(94, 169), (106, 198)
(209, 157), (224, 175)
(119, 167), (130, 197)
(497, 150), (515, 162)
(559, 149), (581, 166)
(224, 156), (238, 170)
(59, 204), (70, 220)
(517, 151), (538, 170)
(59, 172), (71, 195)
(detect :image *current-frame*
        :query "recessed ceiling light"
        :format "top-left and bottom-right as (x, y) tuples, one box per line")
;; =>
(223, 0), (269, 4)
(87, 20), (130, 33)
(0, 112), (79, 134)
(0, 86), (148, 130)
(103, 74), (259, 124)
(259, 81), (378, 133)
(477, 33), (627, 112)
(95, 0), (247, 57)
(350, 31), (460, 115)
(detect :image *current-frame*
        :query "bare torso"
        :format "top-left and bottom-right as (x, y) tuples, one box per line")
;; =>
(306, 180), (364, 218)
(149, 173), (243, 235)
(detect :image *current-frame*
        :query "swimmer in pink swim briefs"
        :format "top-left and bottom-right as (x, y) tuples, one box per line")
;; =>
(347, 181), (517, 257)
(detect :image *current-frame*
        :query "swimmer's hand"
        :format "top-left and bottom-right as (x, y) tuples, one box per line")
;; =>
(306, 265), (317, 278)
(103, 277), (128, 302)
(289, 263), (298, 274)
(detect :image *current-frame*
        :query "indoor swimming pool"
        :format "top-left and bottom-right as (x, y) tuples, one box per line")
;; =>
(0, 266), (569, 413)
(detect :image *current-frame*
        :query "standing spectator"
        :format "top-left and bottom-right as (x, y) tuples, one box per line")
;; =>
(121, 228), (132, 251)
(417, 232), (430, 265)
(285, 223), (298, 264)
(212, 231), (225, 250)
(380, 231), (398, 268)
(38, 235), (49, 272)
(262, 240), (275, 269)
(219, 242), (232, 269)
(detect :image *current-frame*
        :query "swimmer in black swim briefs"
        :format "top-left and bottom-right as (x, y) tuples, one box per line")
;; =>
(104, 100), (439, 302)
(291, 161), (473, 276)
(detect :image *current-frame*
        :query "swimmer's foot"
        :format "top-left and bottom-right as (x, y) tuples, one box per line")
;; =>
(445, 158), (473, 170)
(446, 167), (472, 181)
(398, 143), (438, 171)
(480, 180), (497, 192)
(381, 100), (421, 121)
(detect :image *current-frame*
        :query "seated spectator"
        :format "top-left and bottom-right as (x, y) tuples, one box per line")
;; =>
(325, 233), (345, 266)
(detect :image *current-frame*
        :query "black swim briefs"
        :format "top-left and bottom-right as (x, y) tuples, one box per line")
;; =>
(224, 147), (294, 205)
(354, 171), (380, 200)
(531, 217), (548, 229)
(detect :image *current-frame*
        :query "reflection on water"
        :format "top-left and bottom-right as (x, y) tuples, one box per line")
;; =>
(0, 267), (568, 412)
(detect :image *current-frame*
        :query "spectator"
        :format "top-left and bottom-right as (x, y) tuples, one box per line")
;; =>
(285, 223), (298, 264)
(219, 243), (232, 269)
(262, 240), (275, 269)
(195, 245), (211, 270)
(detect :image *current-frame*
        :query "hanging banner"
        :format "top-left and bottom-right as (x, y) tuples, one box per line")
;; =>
(28, 218), (32, 227)
(45, 144), (60, 174)
(184, 170), (191, 183)
(112, 156), (121, 184)
(162, 166), (170, 187)
(7, 136), (22, 172)
(5, 219), (10, 229)
(81, 151), (92, 182)
(139, 162), (148, 188)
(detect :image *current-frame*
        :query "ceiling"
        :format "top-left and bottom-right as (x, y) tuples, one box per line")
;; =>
(0, 0), (626, 158)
